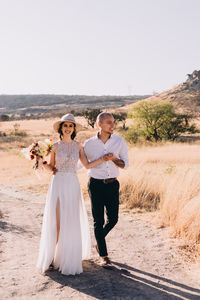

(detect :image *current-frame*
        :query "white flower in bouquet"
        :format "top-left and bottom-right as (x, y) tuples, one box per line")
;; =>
(21, 147), (31, 160)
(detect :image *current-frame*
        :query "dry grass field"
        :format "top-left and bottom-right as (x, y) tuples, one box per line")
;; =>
(120, 144), (200, 257)
(0, 118), (200, 259)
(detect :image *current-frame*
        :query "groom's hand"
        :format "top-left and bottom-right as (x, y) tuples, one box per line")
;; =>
(102, 153), (115, 161)
(103, 153), (125, 168)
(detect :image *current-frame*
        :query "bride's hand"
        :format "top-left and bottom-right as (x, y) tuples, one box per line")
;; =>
(102, 153), (115, 161)
(52, 166), (58, 175)
(36, 156), (43, 167)
(36, 156), (43, 162)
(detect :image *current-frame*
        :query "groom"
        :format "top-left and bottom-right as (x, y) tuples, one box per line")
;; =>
(84, 112), (129, 268)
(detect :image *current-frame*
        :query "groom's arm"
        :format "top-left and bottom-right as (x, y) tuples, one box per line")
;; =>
(112, 158), (125, 168)
(110, 138), (129, 169)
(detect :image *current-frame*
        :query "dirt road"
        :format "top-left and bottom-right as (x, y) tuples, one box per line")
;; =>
(0, 186), (200, 300)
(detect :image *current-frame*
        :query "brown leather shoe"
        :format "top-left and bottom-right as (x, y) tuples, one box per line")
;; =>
(100, 256), (112, 269)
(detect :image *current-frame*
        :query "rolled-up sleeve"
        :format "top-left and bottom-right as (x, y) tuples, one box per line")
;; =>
(119, 138), (129, 169)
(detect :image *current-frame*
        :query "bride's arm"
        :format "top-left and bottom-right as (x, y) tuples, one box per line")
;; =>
(78, 143), (108, 169)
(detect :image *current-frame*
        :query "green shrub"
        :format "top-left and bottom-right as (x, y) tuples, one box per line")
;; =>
(128, 100), (198, 142)
(121, 126), (143, 144)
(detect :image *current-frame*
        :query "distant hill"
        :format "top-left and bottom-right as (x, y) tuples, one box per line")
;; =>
(122, 70), (200, 117)
(0, 94), (150, 118)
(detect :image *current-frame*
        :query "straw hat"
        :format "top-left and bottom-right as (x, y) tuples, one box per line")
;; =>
(53, 113), (82, 132)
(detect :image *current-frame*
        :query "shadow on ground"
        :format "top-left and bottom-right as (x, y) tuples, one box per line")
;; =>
(42, 260), (200, 300)
(0, 220), (34, 235)
(177, 135), (200, 143)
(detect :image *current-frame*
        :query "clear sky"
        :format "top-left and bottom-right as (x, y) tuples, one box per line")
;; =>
(0, 0), (200, 95)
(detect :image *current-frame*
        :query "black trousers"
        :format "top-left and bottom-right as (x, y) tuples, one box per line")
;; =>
(88, 177), (119, 257)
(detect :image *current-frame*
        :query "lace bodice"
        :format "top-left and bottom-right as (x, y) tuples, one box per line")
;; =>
(55, 141), (79, 173)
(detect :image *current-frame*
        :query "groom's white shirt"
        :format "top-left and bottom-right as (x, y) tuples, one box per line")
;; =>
(84, 133), (129, 179)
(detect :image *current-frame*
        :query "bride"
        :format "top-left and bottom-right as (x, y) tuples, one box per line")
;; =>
(36, 114), (109, 275)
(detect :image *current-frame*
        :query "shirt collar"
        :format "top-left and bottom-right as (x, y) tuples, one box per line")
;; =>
(97, 132), (113, 140)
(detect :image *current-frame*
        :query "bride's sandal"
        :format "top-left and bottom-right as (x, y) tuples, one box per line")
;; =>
(49, 263), (54, 270)
(44, 261), (55, 273)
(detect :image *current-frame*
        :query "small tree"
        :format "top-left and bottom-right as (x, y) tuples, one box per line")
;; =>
(83, 108), (102, 128)
(128, 100), (197, 142)
(113, 112), (127, 129)
(160, 114), (197, 140)
(0, 114), (9, 121)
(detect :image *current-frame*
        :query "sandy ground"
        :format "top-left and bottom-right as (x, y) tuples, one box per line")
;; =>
(0, 185), (200, 300)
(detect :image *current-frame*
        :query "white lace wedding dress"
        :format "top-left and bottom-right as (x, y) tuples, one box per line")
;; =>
(37, 140), (91, 275)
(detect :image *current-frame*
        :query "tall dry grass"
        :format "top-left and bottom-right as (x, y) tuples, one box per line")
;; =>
(120, 144), (200, 253)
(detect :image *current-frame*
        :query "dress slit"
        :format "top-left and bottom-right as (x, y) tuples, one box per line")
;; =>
(56, 198), (60, 244)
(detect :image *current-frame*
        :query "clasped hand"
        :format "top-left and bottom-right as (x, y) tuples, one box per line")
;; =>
(102, 153), (115, 161)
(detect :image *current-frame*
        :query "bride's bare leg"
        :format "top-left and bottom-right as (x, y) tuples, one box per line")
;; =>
(56, 199), (60, 244)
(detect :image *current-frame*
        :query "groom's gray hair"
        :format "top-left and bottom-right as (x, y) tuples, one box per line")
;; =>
(96, 112), (114, 124)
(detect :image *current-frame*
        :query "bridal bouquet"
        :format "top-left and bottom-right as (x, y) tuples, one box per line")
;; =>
(21, 138), (53, 169)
